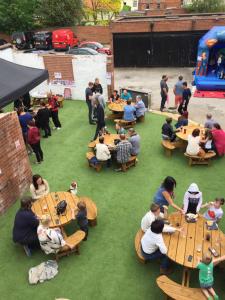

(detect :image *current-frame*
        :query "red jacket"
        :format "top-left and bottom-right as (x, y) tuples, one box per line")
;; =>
(48, 96), (58, 112)
(28, 127), (40, 145)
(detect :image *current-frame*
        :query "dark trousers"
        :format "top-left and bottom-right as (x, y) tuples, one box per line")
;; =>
(141, 247), (170, 269)
(30, 142), (43, 162)
(80, 225), (89, 240)
(41, 123), (51, 137)
(51, 110), (61, 128)
(86, 100), (93, 124)
(93, 122), (104, 140)
(160, 94), (167, 111)
(20, 233), (40, 249)
(178, 99), (189, 115)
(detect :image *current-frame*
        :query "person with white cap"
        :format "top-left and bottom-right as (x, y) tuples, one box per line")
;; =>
(183, 183), (203, 215)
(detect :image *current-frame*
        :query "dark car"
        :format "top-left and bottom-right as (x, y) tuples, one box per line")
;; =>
(68, 48), (98, 55)
(0, 39), (7, 46)
(11, 31), (35, 50)
(34, 31), (52, 50)
(79, 41), (112, 55)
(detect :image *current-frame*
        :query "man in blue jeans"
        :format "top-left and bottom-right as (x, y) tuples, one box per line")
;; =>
(141, 220), (174, 274)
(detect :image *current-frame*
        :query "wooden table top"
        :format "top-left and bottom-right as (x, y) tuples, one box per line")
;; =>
(176, 125), (205, 141)
(88, 133), (120, 148)
(163, 212), (225, 269)
(108, 101), (126, 112)
(32, 192), (97, 228)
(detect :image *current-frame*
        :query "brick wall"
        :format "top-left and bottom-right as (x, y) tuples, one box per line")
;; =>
(0, 112), (32, 215)
(0, 32), (11, 42)
(139, 0), (183, 10)
(74, 26), (111, 44)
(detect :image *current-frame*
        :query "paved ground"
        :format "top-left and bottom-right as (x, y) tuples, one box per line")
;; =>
(115, 67), (225, 127)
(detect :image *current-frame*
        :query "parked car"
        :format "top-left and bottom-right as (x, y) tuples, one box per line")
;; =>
(79, 41), (111, 55)
(68, 48), (98, 55)
(11, 31), (35, 50)
(0, 39), (8, 46)
(34, 31), (52, 50)
(52, 29), (79, 51)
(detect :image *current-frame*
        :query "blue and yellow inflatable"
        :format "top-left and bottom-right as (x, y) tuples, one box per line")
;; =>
(195, 26), (225, 91)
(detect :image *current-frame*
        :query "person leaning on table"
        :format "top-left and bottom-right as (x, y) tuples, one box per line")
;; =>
(30, 174), (50, 200)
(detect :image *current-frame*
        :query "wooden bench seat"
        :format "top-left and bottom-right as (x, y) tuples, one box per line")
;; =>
(156, 275), (205, 300)
(106, 112), (123, 120)
(121, 155), (137, 172)
(80, 196), (98, 226)
(55, 230), (85, 261)
(161, 140), (176, 157)
(86, 152), (103, 172)
(114, 119), (136, 129)
(134, 229), (146, 264)
(184, 151), (216, 166)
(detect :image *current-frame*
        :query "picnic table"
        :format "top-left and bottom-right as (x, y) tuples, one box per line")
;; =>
(163, 212), (225, 286)
(176, 124), (205, 141)
(32, 192), (97, 228)
(88, 133), (120, 149)
(108, 101), (126, 113)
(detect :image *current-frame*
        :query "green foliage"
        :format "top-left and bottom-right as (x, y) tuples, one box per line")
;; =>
(186, 0), (225, 13)
(37, 0), (83, 26)
(122, 4), (131, 12)
(0, 0), (37, 34)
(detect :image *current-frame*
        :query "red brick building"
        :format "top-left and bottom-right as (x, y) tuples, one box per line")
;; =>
(138, 0), (183, 10)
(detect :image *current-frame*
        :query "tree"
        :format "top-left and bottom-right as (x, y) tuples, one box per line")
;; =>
(84, 0), (121, 25)
(0, 0), (37, 34)
(186, 0), (225, 13)
(37, 0), (83, 26)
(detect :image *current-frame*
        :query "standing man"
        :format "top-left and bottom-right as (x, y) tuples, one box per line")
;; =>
(36, 102), (51, 138)
(173, 76), (184, 109)
(178, 82), (191, 115)
(48, 92), (61, 130)
(85, 82), (95, 125)
(160, 75), (168, 112)
(93, 99), (105, 140)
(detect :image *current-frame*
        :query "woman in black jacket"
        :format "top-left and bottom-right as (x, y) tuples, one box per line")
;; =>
(36, 102), (51, 138)
(93, 99), (105, 140)
(92, 78), (103, 94)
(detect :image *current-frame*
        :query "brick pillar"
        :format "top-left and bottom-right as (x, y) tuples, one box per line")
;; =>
(0, 112), (32, 214)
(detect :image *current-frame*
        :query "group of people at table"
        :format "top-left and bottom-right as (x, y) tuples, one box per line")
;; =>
(162, 113), (225, 157)
(12, 174), (88, 257)
(141, 176), (225, 300)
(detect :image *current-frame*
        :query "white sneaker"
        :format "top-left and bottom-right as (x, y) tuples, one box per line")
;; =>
(57, 127), (61, 130)
(52, 127), (57, 130)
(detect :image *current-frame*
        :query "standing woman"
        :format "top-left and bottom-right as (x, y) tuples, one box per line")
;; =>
(92, 78), (103, 94)
(48, 92), (61, 130)
(28, 121), (43, 164)
(154, 176), (183, 213)
(30, 174), (50, 200)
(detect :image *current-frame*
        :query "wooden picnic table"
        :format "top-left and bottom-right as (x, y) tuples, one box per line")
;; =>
(88, 133), (120, 149)
(108, 101), (126, 113)
(176, 124), (205, 141)
(163, 212), (225, 286)
(32, 192), (97, 228)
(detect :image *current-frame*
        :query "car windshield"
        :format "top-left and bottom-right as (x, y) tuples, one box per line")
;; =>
(85, 48), (98, 54)
(94, 42), (103, 48)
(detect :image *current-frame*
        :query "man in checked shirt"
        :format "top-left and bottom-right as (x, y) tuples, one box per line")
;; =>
(115, 134), (132, 171)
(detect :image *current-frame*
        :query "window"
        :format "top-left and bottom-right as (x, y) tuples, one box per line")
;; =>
(157, 3), (160, 9)
(133, 0), (137, 7)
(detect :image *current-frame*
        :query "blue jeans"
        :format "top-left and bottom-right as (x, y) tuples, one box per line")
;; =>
(141, 247), (170, 269)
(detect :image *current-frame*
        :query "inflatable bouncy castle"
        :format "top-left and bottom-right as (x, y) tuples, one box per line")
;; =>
(195, 26), (225, 91)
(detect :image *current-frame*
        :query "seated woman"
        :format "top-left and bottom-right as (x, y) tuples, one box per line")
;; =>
(186, 128), (205, 157)
(175, 111), (188, 129)
(212, 123), (225, 156)
(183, 183), (202, 215)
(109, 90), (120, 102)
(123, 100), (136, 121)
(30, 174), (50, 200)
(161, 117), (176, 142)
(202, 130), (215, 153)
(12, 196), (40, 256)
(153, 176), (183, 214)
(37, 215), (72, 254)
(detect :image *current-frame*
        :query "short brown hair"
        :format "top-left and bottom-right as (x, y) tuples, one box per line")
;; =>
(166, 117), (172, 124)
(192, 128), (200, 137)
(150, 203), (160, 213)
(99, 136), (104, 143)
(127, 100), (131, 105)
(77, 200), (86, 210)
(21, 196), (32, 210)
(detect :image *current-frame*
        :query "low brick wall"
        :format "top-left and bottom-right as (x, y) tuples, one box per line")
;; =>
(0, 112), (32, 214)
(74, 25), (111, 44)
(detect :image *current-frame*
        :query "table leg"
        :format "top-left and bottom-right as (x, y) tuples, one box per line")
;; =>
(182, 267), (190, 287)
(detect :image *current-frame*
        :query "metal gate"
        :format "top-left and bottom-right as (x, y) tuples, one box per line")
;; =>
(113, 31), (206, 68)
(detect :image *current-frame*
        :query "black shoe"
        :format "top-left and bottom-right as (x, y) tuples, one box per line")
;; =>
(89, 122), (96, 125)
(43, 136), (48, 138)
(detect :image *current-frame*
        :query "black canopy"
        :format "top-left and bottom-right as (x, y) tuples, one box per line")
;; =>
(0, 58), (49, 108)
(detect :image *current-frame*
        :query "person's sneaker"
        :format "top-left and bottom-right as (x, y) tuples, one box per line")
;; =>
(52, 127), (57, 130)
(35, 161), (41, 164)
(43, 136), (48, 138)
(57, 127), (61, 130)
(89, 122), (96, 125)
(23, 245), (31, 257)
(114, 168), (122, 172)
(159, 267), (173, 275)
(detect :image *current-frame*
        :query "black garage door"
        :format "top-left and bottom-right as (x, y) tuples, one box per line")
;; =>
(113, 31), (206, 68)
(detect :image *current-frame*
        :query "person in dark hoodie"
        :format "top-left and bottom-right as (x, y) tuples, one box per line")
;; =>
(92, 98), (105, 140)
(36, 102), (51, 138)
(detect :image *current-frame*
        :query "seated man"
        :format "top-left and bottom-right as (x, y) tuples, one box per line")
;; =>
(135, 95), (146, 120)
(37, 215), (72, 255)
(121, 89), (132, 101)
(12, 196), (40, 256)
(162, 117), (176, 142)
(95, 136), (111, 167)
(109, 90), (120, 102)
(124, 100), (136, 121)
(115, 134), (132, 170)
(175, 111), (188, 129)
(128, 128), (140, 156)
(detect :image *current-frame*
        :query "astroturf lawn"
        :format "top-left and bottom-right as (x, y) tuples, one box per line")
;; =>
(1, 100), (225, 300)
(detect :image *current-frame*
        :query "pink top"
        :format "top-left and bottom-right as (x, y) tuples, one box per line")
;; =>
(212, 129), (225, 156)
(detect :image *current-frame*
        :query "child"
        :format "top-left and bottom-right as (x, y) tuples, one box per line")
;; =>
(73, 201), (88, 241)
(202, 130), (214, 152)
(183, 183), (203, 215)
(197, 253), (225, 300)
(115, 123), (126, 134)
(68, 181), (78, 195)
(202, 198), (224, 223)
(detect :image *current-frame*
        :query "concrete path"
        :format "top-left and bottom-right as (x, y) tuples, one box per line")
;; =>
(115, 67), (225, 128)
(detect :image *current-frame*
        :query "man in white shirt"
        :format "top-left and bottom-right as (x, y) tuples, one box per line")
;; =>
(141, 220), (178, 274)
(141, 203), (175, 233)
(95, 136), (111, 167)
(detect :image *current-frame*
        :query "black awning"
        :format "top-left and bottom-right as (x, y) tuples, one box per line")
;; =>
(0, 58), (49, 108)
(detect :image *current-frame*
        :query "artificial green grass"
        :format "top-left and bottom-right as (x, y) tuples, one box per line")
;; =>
(1, 100), (225, 300)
